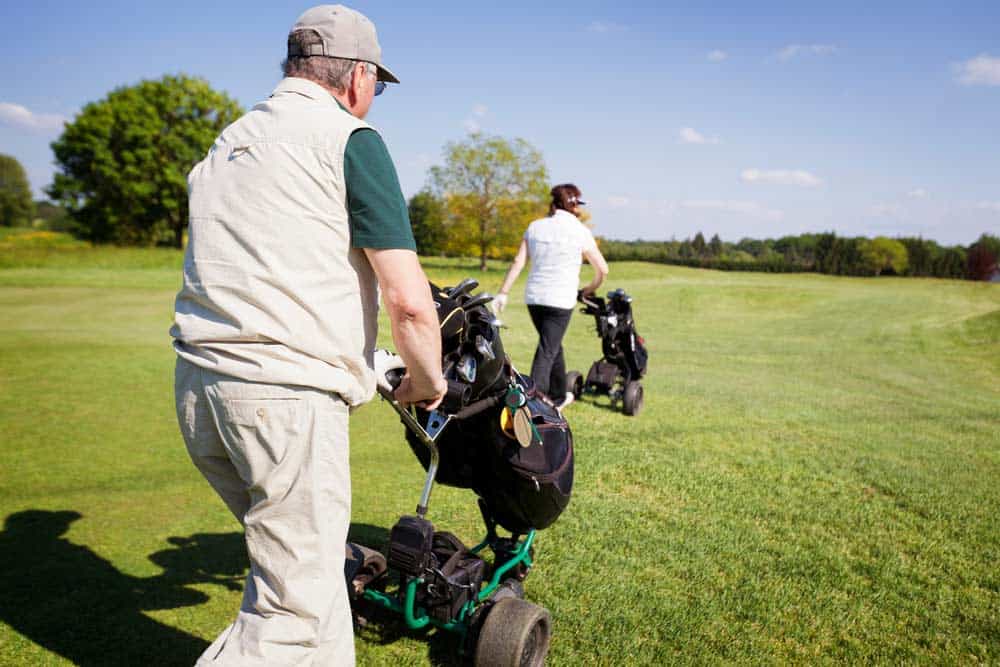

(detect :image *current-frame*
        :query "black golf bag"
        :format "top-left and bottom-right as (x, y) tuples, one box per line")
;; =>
(581, 288), (648, 387)
(402, 282), (574, 534)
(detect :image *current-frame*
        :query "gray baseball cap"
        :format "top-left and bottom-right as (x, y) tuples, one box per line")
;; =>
(288, 4), (399, 84)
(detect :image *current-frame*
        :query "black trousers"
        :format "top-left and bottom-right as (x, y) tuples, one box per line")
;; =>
(527, 304), (574, 401)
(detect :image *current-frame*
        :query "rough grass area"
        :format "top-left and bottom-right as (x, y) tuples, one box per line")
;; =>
(0, 245), (997, 666)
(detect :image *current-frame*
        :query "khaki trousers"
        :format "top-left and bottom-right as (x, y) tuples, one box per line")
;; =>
(174, 358), (355, 666)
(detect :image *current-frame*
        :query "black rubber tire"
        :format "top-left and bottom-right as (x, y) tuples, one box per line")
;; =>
(474, 598), (551, 667)
(566, 371), (584, 399)
(622, 381), (644, 416)
(488, 579), (525, 603)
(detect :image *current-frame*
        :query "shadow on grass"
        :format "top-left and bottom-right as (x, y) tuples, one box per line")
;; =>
(355, 600), (465, 667)
(348, 521), (391, 551)
(575, 393), (624, 414)
(0, 510), (246, 666)
(1, 511), (468, 666)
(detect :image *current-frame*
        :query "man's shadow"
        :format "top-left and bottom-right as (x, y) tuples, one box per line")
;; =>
(0, 510), (245, 666)
(1, 511), (464, 666)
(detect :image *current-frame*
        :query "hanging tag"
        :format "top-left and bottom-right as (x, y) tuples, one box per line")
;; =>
(513, 407), (534, 447)
(504, 385), (527, 411)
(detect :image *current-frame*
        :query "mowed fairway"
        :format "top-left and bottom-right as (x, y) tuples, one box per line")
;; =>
(0, 250), (997, 666)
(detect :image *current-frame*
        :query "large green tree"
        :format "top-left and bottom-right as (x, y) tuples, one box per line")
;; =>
(429, 133), (548, 271)
(407, 189), (447, 256)
(48, 75), (242, 247)
(0, 154), (34, 227)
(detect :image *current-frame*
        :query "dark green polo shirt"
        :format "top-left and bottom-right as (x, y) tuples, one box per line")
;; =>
(334, 100), (415, 251)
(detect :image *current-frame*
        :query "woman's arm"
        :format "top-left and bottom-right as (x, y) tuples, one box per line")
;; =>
(580, 244), (609, 297)
(495, 238), (529, 311)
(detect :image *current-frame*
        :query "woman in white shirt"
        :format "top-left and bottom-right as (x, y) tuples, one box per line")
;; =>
(494, 184), (609, 407)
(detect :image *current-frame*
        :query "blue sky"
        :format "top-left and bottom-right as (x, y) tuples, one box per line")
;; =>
(1, 1), (998, 245)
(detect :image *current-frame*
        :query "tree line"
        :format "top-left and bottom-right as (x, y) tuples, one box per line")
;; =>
(2, 74), (997, 281)
(595, 232), (998, 281)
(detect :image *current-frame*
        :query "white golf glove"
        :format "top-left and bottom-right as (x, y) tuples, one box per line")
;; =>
(492, 293), (508, 314)
(373, 348), (406, 394)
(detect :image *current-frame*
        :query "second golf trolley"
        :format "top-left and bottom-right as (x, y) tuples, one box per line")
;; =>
(345, 280), (574, 667)
(567, 288), (649, 416)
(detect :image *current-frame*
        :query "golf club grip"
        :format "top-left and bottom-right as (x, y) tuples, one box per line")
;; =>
(440, 379), (471, 414)
(453, 394), (501, 420)
(385, 368), (405, 391)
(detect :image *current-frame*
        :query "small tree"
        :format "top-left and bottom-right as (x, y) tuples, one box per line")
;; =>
(48, 75), (242, 247)
(407, 189), (447, 256)
(691, 232), (707, 257)
(708, 233), (723, 257)
(0, 154), (34, 227)
(429, 133), (548, 270)
(33, 200), (73, 232)
(860, 237), (909, 276)
(966, 234), (999, 281)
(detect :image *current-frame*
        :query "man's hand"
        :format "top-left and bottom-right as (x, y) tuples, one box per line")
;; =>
(373, 349), (406, 394)
(492, 293), (508, 314)
(394, 374), (447, 410)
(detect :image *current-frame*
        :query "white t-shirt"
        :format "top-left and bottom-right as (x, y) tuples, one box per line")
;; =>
(523, 209), (598, 309)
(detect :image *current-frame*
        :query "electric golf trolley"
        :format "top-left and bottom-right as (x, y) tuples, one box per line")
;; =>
(567, 288), (649, 416)
(345, 280), (573, 667)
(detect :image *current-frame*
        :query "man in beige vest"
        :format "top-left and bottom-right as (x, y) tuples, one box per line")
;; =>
(171, 5), (446, 664)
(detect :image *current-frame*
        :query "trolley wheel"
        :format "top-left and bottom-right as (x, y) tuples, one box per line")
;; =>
(488, 578), (525, 603)
(344, 542), (387, 600)
(474, 598), (551, 667)
(566, 371), (584, 399)
(622, 381), (644, 416)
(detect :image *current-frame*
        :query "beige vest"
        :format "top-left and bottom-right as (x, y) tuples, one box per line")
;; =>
(171, 78), (378, 406)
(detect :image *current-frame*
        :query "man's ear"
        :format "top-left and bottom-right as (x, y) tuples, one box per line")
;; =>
(352, 62), (367, 95)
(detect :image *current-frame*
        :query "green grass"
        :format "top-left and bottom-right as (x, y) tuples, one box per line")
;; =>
(0, 242), (997, 665)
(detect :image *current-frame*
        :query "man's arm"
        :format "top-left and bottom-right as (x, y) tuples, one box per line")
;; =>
(341, 128), (445, 406)
(365, 248), (446, 408)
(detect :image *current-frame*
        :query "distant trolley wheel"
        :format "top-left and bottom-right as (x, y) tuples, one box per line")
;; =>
(566, 371), (584, 399)
(622, 381), (644, 416)
(474, 598), (551, 667)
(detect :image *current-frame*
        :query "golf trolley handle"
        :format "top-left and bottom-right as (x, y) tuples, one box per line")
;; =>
(377, 372), (449, 518)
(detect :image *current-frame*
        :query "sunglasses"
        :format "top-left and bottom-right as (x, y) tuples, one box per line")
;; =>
(374, 80), (386, 96)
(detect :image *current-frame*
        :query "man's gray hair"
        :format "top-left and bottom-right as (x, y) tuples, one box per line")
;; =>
(282, 29), (374, 93)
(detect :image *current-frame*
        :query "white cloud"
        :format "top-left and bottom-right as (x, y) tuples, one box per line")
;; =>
(975, 201), (1000, 213)
(869, 203), (904, 218)
(462, 104), (489, 134)
(907, 188), (928, 199)
(0, 102), (66, 132)
(776, 44), (838, 61)
(681, 199), (785, 222)
(586, 21), (627, 33)
(678, 127), (721, 145)
(741, 168), (823, 188)
(954, 54), (1000, 86)
(707, 50), (728, 62)
(607, 196), (631, 208)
